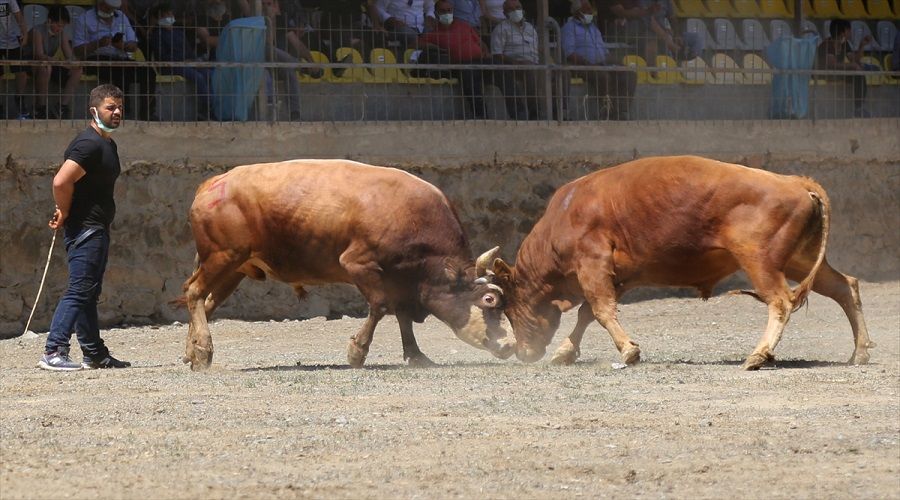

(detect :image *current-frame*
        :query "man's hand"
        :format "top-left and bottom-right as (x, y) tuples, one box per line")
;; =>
(49, 207), (65, 230)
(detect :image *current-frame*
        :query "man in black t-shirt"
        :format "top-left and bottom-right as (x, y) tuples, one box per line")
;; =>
(40, 84), (132, 371)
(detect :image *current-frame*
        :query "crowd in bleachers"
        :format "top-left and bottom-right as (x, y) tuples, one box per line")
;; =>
(1, 0), (898, 121)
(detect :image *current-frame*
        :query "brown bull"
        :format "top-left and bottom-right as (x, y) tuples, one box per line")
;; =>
(181, 160), (512, 370)
(483, 156), (873, 370)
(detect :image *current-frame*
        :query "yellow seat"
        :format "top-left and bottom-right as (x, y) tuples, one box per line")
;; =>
(884, 55), (898, 84)
(681, 56), (714, 84)
(622, 54), (649, 84)
(369, 48), (405, 83)
(810, 0), (843, 18)
(742, 53), (772, 84)
(759, 0), (792, 18)
(704, 0), (736, 18)
(653, 55), (689, 84)
(402, 48), (455, 84)
(329, 47), (374, 83)
(860, 56), (883, 86)
(839, 0), (869, 19)
(711, 53), (745, 84)
(865, 0), (893, 18)
(297, 50), (330, 83)
(676, 0), (710, 18)
(732, 0), (762, 17)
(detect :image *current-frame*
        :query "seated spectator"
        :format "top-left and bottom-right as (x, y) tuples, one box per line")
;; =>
(372, 0), (437, 53)
(482, 0), (505, 31)
(0, 0), (30, 119)
(72, 0), (157, 120)
(261, 0), (304, 120)
(196, 0), (233, 62)
(819, 19), (876, 118)
(23, 5), (83, 119)
(417, 0), (490, 119)
(271, 1), (324, 78)
(561, 0), (636, 120)
(490, 0), (539, 120)
(605, 0), (701, 70)
(148, 2), (214, 120)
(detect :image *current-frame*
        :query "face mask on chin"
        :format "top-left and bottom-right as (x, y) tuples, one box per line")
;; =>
(91, 107), (119, 133)
(97, 10), (115, 19)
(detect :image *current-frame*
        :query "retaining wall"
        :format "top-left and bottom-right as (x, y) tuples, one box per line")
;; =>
(1, 119), (898, 337)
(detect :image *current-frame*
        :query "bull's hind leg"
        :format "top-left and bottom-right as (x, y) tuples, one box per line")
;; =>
(397, 312), (436, 367)
(787, 260), (874, 365)
(341, 248), (389, 368)
(184, 253), (243, 371)
(739, 262), (794, 371)
(551, 303), (593, 365)
(347, 308), (384, 368)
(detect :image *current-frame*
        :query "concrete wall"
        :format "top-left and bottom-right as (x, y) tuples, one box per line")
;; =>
(2, 119), (898, 337)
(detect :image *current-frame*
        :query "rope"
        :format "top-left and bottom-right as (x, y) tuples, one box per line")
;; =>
(22, 229), (57, 336)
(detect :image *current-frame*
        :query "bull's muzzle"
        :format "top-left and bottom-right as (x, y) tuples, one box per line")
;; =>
(515, 343), (546, 364)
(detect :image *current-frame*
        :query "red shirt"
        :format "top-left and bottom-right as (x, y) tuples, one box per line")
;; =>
(419, 21), (484, 62)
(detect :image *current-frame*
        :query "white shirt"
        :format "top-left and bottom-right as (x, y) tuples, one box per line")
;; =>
(374, 0), (435, 33)
(0, 0), (22, 49)
(483, 0), (504, 19)
(491, 19), (538, 64)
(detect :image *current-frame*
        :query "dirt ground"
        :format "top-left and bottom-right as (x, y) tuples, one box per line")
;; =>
(1, 281), (898, 499)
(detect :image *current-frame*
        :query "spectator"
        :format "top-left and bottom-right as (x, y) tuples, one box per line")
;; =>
(23, 6), (83, 119)
(0, 0), (30, 119)
(482, 0), (504, 29)
(561, 0), (636, 120)
(148, 2), (214, 120)
(819, 19), (876, 118)
(372, 0), (437, 52)
(490, 0), (539, 120)
(41, 83), (131, 372)
(452, 0), (481, 29)
(196, 0), (232, 62)
(261, 0), (304, 120)
(72, 0), (157, 121)
(270, 1), (324, 78)
(418, 0), (489, 118)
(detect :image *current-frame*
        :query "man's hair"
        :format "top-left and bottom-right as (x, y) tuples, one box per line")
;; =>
(829, 19), (850, 39)
(47, 6), (71, 24)
(89, 84), (124, 108)
(149, 1), (174, 18)
(570, 0), (588, 15)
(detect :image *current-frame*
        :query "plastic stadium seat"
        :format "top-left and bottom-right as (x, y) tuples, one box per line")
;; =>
(742, 53), (772, 84)
(711, 53), (745, 83)
(865, 0), (894, 19)
(884, 55), (898, 83)
(23, 4), (48, 30)
(622, 54), (649, 84)
(769, 19), (793, 41)
(64, 5), (85, 18)
(850, 20), (879, 51)
(714, 18), (747, 50)
(732, 0), (762, 17)
(801, 19), (819, 38)
(298, 50), (330, 83)
(402, 49), (454, 84)
(652, 55), (688, 83)
(703, 0), (735, 18)
(877, 21), (897, 53)
(330, 47), (374, 83)
(369, 48), (405, 83)
(794, 0), (816, 16)
(810, 0), (843, 18)
(759, 0), (791, 18)
(676, 0), (711, 18)
(742, 19), (770, 51)
(860, 56), (883, 85)
(686, 18), (719, 50)
(682, 56), (714, 83)
(840, 0), (869, 19)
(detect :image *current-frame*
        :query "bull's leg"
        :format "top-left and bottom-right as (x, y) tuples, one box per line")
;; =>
(787, 261), (874, 365)
(341, 249), (390, 368)
(183, 254), (242, 371)
(397, 312), (436, 367)
(550, 303), (593, 365)
(740, 264), (794, 371)
(347, 308), (384, 368)
(204, 271), (245, 316)
(576, 257), (641, 365)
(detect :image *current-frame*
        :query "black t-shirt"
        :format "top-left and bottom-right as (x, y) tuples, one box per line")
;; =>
(64, 127), (121, 229)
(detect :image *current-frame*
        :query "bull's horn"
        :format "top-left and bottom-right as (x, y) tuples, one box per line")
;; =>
(476, 246), (500, 277)
(474, 277), (489, 284)
(487, 283), (504, 295)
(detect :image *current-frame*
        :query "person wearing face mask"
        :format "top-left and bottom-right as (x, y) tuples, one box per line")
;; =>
(40, 84), (132, 372)
(148, 2), (215, 120)
(196, 0), (232, 62)
(0, 0), (31, 119)
(417, 0), (490, 119)
(490, 0), (539, 120)
(819, 19), (877, 118)
(372, 0), (437, 53)
(23, 6), (83, 119)
(72, 0), (158, 121)
(561, 0), (636, 120)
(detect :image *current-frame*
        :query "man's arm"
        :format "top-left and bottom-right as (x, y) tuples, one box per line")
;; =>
(50, 160), (87, 230)
(14, 9), (29, 48)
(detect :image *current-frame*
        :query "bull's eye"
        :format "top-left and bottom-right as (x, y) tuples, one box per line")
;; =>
(482, 293), (497, 306)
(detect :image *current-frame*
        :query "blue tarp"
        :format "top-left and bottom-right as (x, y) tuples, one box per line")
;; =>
(212, 17), (266, 122)
(765, 34), (819, 119)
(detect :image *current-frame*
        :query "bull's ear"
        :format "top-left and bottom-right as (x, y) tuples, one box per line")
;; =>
(492, 258), (513, 281)
(444, 262), (460, 283)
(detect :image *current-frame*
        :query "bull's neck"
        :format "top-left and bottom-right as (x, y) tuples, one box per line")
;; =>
(512, 238), (562, 314)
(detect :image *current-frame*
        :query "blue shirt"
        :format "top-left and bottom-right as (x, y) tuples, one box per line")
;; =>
(453, 0), (481, 28)
(72, 8), (137, 53)
(561, 17), (609, 65)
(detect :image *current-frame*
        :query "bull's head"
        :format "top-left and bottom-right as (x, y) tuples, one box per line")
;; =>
(477, 247), (562, 363)
(424, 248), (515, 359)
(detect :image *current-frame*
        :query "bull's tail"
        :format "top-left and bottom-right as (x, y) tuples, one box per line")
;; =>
(791, 179), (831, 311)
(168, 253), (201, 310)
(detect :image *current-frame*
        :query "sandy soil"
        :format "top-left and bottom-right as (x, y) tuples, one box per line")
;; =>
(1, 281), (898, 499)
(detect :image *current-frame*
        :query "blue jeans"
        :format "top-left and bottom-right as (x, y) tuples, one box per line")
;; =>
(45, 226), (111, 359)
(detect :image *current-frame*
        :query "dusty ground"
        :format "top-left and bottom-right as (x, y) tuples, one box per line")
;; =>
(1, 281), (898, 499)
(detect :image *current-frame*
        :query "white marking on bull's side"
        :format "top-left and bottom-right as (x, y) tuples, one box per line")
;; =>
(456, 305), (489, 349)
(562, 188), (575, 211)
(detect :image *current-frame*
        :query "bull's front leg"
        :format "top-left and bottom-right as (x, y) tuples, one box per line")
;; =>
(551, 303), (593, 365)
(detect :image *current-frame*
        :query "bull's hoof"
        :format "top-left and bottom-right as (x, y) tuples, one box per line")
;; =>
(742, 351), (774, 371)
(185, 350), (213, 371)
(848, 350), (870, 365)
(406, 353), (437, 368)
(550, 342), (580, 366)
(347, 339), (368, 368)
(621, 344), (641, 365)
